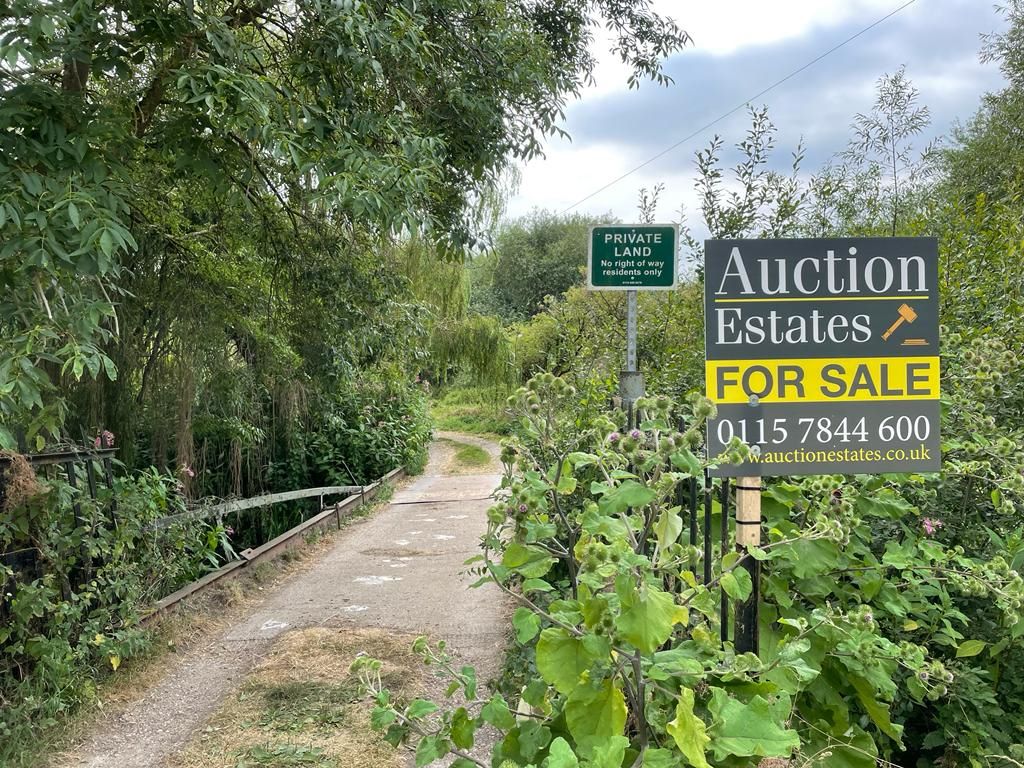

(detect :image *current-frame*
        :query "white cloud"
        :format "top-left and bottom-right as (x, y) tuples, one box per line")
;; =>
(506, 0), (1004, 226)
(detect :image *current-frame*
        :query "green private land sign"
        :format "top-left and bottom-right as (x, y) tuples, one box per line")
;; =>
(588, 224), (679, 290)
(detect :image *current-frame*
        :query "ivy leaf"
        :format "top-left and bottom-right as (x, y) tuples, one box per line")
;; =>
(665, 688), (712, 768)
(707, 689), (800, 760)
(565, 679), (627, 758)
(536, 628), (597, 694)
(615, 585), (688, 654)
(513, 607), (540, 644)
(547, 737), (579, 768)
(956, 639), (987, 658)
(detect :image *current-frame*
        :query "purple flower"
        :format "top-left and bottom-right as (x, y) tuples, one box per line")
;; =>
(518, 503), (528, 513)
(224, 526), (234, 536)
(922, 517), (943, 536)
(629, 429), (642, 440)
(607, 432), (621, 444)
(94, 429), (115, 448)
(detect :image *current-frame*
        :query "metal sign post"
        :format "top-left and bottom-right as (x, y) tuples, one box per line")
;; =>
(587, 224), (679, 414)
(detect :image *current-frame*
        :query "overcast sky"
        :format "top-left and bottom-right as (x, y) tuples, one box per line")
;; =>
(505, 0), (1008, 234)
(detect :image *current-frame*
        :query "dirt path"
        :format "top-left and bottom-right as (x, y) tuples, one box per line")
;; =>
(58, 433), (510, 768)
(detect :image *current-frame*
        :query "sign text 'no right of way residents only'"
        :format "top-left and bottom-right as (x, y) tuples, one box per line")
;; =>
(704, 238), (941, 476)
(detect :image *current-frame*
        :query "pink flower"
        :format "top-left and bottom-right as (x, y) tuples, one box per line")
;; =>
(922, 517), (943, 536)
(94, 430), (115, 448)
(180, 464), (195, 478)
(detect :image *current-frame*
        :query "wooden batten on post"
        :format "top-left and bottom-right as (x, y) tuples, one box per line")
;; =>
(734, 475), (761, 654)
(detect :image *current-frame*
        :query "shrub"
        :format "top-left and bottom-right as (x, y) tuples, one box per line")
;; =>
(355, 373), (1024, 767)
(0, 468), (224, 762)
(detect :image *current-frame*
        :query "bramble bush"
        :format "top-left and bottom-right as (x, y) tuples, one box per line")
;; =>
(354, 370), (1024, 768)
(0, 468), (228, 763)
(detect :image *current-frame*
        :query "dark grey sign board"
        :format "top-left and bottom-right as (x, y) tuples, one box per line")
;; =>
(704, 238), (941, 476)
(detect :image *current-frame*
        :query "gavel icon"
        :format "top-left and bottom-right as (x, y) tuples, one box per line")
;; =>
(882, 303), (918, 340)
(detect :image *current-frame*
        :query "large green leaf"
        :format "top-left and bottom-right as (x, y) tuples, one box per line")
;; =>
(956, 639), (987, 658)
(719, 569), (752, 602)
(600, 479), (656, 515)
(546, 737), (579, 768)
(665, 688), (712, 768)
(653, 506), (683, 555)
(480, 695), (517, 730)
(535, 628), (598, 694)
(850, 677), (903, 744)
(615, 585), (688, 654)
(513, 607), (541, 643)
(503, 542), (556, 578)
(450, 707), (476, 749)
(564, 679), (627, 758)
(707, 689), (800, 760)
(588, 735), (630, 768)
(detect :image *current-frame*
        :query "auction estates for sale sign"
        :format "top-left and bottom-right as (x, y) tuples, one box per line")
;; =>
(704, 238), (941, 476)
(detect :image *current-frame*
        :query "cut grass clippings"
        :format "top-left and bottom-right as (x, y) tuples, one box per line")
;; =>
(171, 628), (420, 768)
(437, 437), (496, 475)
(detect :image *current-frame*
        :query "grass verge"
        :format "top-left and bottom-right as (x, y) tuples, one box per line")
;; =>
(439, 438), (492, 471)
(170, 628), (419, 768)
(430, 385), (513, 435)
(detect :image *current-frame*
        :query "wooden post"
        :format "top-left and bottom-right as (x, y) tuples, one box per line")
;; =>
(734, 476), (761, 654)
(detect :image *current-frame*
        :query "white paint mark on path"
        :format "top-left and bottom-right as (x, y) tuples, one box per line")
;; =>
(395, 539), (410, 545)
(408, 530), (423, 535)
(433, 534), (455, 541)
(354, 575), (404, 586)
(260, 619), (289, 631)
(446, 515), (468, 520)
(340, 605), (369, 613)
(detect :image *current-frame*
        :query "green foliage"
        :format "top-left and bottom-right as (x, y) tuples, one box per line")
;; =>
(430, 384), (515, 436)
(473, 211), (609, 321)
(355, 375), (1024, 767)
(0, 468), (224, 762)
(0, 0), (689, 449)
